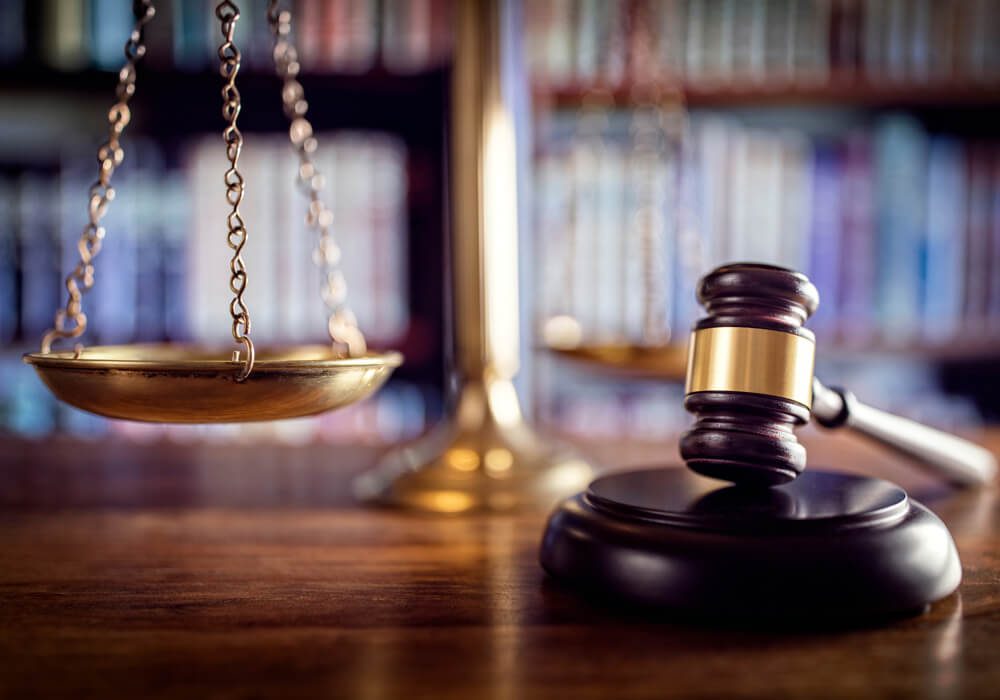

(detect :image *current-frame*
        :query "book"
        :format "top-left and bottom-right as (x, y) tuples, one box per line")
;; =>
(42, 0), (88, 70)
(17, 174), (61, 341)
(808, 142), (843, 331)
(964, 143), (993, 327)
(990, 147), (1000, 331)
(838, 131), (876, 341)
(173, 0), (210, 70)
(184, 132), (410, 346)
(91, 0), (134, 70)
(923, 137), (966, 339)
(144, 0), (176, 69)
(764, 0), (795, 81)
(0, 179), (16, 343)
(653, 0), (686, 82)
(874, 114), (927, 338)
(778, 132), (812, 271)
(0, 0), (26, 65)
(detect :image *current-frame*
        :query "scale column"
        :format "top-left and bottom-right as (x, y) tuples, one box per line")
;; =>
(353, 0), (595, 512)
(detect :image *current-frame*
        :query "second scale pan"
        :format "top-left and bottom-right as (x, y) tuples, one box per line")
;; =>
(24, 344), (403, 423)
(546, 342), (689, 381)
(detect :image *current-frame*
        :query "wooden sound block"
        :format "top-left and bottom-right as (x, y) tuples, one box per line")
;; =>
(540, 468), (961, 622)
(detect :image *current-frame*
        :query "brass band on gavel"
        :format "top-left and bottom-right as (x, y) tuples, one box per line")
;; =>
(685, 326), (816, 409)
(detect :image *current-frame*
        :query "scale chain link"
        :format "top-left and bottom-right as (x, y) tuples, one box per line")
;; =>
(40, 0), (156, 355)
(267, 0), (368, 358)
(216, 1), (255, 380)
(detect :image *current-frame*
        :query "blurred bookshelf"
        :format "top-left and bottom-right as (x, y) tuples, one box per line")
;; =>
(536, 79), (1000, 110)
(4, 0), (1000, 447)
(525, 0), (1000, 441)
(0, 0), (451, 443)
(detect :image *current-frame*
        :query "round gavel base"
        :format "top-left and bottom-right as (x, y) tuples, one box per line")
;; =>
(540, 468), (961, 622)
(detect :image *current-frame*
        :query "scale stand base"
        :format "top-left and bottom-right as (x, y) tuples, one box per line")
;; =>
(353, 376), (596, 513)
(541, 468), (961, 623)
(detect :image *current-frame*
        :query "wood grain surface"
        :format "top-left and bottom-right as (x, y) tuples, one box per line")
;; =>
(1, 428), (998, 699)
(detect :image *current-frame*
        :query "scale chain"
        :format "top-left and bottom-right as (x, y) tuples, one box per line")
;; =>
(216, 1), (255, 380)
(40, 0), (156, 355)
(267, 0), (368, 358)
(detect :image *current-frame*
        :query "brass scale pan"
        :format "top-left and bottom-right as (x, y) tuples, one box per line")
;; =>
(25, 345), (403, 424)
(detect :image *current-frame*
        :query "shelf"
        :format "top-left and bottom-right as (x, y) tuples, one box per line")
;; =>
(0, 62), (447, 95)
(533, 78), (1000, 110)
(0, 63), (450, 138)
(820, 337), (1000, 363)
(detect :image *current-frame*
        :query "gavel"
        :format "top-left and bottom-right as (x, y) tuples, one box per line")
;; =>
(680, 263), (997, 488)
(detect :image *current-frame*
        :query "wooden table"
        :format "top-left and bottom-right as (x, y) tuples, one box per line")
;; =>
(1, 429), (998, 699)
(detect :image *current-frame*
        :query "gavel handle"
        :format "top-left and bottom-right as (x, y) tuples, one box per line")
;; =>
(811, 379), (998, 488)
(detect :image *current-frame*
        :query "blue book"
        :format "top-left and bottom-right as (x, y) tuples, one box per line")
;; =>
(162, 174), (190, 341)
(4, 356), (57, 437)
(17, 174), (61, 341)
(0, 179), (17, 343)
(991, 148), (1000, 333)
(807, 142), (842, 333)
(0, 0), (25, 64)
(133, 166), (165, 342)
(922, 137), (966, 340)
(874, 115), (928, 338)
(173, 0), (210, 70)
(90, 0), (134, 69)
(90, 160), (139, 345)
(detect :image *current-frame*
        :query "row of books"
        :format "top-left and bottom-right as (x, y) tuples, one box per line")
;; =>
(0, 129), (418, 440)
(532, 112), (1000, 344)
(0, 0), (451, 74)
(187, 133), (409, 346)
(0, 132), (408, 348)
(526, 0), (1000, 89)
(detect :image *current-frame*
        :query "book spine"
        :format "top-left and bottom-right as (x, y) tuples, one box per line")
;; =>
(838, 132), (876, 341)
(779, 132), (812, 272)
(17, 174), (61, 341)
(990, 146), (1000, 333)
(808, 142), (843, 333)
(90, 157), (139, 345)
(922, 137), (965, 340)
(964, 144), (992, 328)
(43, 0), (88, 70)
(685, 0), (706, 81)
(298, 0), (324, 70)
(874, 115), (927, 339)
(0, 178), (16, 343)
(173, 0), (209, 70)
(0, 0), (26, 65)
(162, 173), (189, 342)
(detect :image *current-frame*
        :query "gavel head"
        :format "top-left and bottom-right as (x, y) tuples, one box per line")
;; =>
(680, 263), (820, 487)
